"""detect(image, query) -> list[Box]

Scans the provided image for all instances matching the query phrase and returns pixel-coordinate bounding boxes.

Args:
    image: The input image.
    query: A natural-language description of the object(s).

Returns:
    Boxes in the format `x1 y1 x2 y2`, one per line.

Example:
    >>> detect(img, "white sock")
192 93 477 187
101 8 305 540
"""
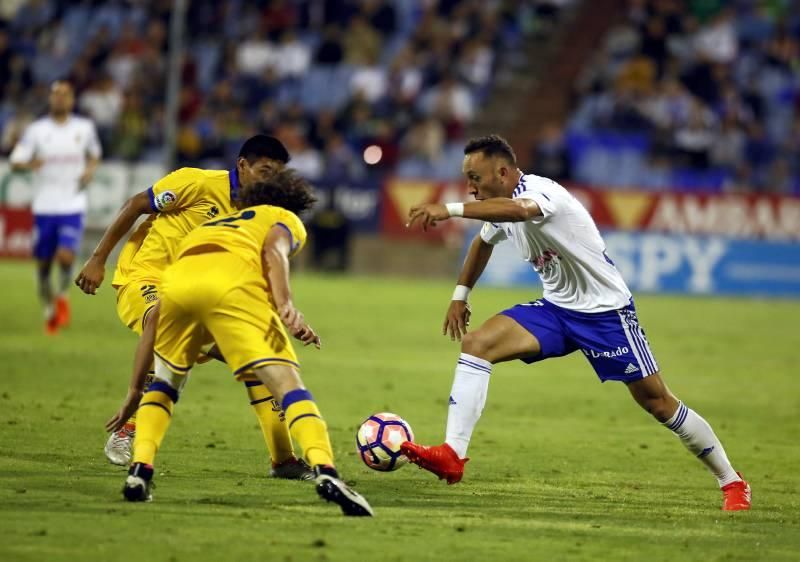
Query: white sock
445 353 492 459
664 402 740 487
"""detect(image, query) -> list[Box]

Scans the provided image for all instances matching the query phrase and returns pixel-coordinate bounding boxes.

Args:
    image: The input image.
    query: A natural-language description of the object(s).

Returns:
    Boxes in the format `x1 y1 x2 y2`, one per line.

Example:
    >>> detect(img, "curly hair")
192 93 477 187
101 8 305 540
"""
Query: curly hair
464 134 517 165
239 169 317 215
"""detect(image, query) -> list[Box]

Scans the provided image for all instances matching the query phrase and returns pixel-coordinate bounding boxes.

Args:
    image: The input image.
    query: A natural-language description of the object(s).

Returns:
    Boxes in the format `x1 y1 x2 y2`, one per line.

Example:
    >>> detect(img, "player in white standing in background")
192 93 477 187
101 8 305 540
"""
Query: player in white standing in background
402 134 751 511
10 81 101 334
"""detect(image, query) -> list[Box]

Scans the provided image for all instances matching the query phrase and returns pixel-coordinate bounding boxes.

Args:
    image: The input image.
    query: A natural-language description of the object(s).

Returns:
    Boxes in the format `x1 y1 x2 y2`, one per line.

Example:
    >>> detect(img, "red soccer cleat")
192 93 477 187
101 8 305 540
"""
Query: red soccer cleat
45 311 59 335
55 296 71 327
721 473 751 511
400 442 468 485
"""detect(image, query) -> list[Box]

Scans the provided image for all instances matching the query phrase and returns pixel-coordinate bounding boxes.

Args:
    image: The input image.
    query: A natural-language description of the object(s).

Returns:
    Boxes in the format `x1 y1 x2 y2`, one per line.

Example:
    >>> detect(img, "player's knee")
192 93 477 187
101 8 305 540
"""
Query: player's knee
147 380 180 404
253 364 301 403
55 248 74 266
640 396 674 423
461 330 494 361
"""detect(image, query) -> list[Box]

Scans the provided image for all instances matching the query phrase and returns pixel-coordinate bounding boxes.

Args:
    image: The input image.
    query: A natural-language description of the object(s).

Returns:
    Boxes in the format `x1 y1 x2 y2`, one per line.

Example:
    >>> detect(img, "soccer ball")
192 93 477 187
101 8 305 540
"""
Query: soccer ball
356 413 414 471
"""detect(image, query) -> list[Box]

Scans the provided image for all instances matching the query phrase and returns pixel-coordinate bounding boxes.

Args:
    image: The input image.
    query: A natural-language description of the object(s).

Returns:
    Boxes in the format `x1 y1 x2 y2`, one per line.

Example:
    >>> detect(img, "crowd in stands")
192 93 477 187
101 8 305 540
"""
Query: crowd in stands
564 0 800 193
0 0 538 184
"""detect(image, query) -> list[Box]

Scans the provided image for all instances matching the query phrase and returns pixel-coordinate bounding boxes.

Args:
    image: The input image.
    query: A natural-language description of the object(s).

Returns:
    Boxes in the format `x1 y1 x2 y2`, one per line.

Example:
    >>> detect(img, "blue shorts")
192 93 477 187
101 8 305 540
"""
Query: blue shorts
500 298 659 383
33 213 84 260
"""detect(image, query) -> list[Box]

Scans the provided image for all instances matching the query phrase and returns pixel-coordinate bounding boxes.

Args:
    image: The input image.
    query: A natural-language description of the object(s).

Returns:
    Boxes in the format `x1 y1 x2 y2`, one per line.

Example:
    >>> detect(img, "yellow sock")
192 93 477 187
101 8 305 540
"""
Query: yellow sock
282 389 334 468
132 383 177 466
128 371 155 426
246 382 295 464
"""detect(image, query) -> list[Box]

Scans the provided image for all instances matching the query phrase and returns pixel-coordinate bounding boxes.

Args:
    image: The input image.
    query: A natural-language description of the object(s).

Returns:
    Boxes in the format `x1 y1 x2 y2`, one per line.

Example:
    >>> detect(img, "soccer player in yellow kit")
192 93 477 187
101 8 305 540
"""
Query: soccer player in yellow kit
75 136 311 479
123 169 373 516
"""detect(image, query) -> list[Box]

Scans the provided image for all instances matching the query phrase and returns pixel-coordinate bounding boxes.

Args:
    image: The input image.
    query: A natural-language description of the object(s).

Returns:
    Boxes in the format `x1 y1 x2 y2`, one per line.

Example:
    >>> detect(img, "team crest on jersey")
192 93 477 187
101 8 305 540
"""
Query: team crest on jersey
154 190 177 211
207 205 220 218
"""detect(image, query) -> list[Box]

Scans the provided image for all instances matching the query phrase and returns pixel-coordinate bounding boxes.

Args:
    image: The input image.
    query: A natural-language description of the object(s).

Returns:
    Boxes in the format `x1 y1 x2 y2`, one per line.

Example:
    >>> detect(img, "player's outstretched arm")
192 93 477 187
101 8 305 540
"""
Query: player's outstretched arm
444 234 494 341
262 226 321 349
408 198 541 231
75 190 153 294
106 303 159 432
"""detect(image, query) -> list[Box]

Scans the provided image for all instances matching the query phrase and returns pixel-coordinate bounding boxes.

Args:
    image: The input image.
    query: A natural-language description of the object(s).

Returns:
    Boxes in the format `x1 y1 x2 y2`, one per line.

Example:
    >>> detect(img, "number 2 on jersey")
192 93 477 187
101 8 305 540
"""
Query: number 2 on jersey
203 209 256 229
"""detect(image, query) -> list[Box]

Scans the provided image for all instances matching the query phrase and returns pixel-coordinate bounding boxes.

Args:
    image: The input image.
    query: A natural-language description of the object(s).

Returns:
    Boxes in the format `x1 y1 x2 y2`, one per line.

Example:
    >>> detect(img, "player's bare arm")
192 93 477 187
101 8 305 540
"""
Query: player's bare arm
79 155 100 190
9 158 44 172
262 226 321 349
75 190 154 294
408 198 541 231
105 302 160 432
444 235 495 341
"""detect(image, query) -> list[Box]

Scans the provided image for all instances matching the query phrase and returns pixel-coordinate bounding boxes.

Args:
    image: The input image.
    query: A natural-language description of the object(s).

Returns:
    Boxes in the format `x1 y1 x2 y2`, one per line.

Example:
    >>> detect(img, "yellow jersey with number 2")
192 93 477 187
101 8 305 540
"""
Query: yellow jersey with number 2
178 204 306 274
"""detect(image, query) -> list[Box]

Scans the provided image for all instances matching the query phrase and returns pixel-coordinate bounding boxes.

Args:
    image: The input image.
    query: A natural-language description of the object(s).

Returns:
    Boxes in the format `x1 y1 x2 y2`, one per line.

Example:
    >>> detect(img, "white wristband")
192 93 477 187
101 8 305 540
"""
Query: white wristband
452 285 471 301
445 202 464 217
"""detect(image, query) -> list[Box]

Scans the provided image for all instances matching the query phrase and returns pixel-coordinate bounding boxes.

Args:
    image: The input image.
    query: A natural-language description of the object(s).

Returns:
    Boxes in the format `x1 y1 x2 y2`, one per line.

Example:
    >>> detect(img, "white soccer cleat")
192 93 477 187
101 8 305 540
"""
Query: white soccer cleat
105 423 135 466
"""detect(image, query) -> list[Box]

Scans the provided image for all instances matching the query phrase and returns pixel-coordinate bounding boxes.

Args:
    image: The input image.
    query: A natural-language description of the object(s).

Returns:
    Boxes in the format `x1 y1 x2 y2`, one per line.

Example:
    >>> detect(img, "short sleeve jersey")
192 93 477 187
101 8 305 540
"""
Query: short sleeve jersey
9 115 101 215
479 173 632 312
112 168 238 286
177 204 306 271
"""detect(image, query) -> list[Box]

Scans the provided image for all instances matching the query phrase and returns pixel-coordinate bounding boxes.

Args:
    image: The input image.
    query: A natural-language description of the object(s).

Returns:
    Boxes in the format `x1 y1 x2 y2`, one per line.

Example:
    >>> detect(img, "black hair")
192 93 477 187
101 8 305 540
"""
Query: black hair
238 134 290 164
239 169 316 215
464 134 517 165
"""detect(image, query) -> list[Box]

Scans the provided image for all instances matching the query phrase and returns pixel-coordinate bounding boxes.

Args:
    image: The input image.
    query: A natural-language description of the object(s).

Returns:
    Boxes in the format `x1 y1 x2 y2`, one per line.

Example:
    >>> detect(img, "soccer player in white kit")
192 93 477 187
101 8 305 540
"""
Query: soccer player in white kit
10 81 101 334
403 135 751 511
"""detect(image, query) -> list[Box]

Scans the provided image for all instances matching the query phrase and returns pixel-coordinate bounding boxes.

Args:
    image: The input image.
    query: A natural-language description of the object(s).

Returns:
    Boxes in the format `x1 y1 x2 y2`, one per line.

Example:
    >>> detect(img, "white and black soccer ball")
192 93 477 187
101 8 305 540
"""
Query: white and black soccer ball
356 412 414 471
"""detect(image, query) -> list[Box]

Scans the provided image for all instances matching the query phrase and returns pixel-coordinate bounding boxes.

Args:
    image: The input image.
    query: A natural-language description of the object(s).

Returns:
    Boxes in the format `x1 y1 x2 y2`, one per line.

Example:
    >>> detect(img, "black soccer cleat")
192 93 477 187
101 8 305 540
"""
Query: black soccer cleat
269 457 315 481
123 462 154 502
314 466 373 516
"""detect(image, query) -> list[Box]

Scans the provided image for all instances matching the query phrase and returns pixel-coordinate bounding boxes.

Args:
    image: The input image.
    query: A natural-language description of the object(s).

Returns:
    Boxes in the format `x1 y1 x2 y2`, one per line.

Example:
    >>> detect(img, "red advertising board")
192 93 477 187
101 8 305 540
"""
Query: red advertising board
381 178 468 244
383 178 800 243
0 206 32 258
569 187 800 240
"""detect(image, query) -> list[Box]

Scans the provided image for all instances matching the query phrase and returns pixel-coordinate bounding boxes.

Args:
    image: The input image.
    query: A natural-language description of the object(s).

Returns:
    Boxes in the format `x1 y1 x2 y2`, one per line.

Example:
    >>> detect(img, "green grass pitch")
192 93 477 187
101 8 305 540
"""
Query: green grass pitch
1 260 798 561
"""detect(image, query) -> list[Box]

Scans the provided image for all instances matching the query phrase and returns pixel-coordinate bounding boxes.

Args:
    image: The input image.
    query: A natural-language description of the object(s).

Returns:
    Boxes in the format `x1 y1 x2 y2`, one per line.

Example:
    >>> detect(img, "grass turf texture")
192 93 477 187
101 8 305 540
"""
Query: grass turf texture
1 260 798 561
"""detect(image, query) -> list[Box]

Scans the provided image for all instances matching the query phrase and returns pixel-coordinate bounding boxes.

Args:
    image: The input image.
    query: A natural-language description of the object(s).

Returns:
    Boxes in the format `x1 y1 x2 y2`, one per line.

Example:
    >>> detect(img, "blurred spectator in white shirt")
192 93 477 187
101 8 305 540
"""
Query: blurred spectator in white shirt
693 9 737 64
275 29 310 79
236 31 277 76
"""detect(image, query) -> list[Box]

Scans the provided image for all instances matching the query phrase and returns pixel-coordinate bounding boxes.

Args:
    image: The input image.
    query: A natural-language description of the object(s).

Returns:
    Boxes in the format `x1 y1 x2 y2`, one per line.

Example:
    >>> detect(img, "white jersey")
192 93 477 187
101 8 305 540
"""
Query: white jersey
480 173 631 312
9 114 101 215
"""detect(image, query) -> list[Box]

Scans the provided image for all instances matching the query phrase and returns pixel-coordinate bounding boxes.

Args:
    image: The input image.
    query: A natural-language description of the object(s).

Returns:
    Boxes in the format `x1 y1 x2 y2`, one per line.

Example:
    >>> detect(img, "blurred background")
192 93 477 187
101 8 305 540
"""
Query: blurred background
1 0 798 296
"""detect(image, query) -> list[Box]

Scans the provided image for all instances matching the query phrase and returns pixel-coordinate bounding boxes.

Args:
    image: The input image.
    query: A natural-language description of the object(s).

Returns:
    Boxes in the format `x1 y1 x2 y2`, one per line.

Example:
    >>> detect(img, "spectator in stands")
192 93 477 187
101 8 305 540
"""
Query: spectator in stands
710 115 745 172
421 73 475 136
274 28 311 79
692 8 737 64
343 14 382 66
280 123 323 180
79 72 123 148
532 122 571 181
401 115 446 164
236 28 277 76
673 99 715 169
363 0 397 37
323 132 363 181
315 24 344 66
0 0 518 185
112 91 147 161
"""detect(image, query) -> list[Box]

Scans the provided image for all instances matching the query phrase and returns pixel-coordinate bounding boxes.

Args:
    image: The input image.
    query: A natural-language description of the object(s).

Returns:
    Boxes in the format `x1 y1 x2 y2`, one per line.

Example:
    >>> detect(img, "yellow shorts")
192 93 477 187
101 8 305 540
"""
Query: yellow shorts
154 251 298 382
115 279 160 335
